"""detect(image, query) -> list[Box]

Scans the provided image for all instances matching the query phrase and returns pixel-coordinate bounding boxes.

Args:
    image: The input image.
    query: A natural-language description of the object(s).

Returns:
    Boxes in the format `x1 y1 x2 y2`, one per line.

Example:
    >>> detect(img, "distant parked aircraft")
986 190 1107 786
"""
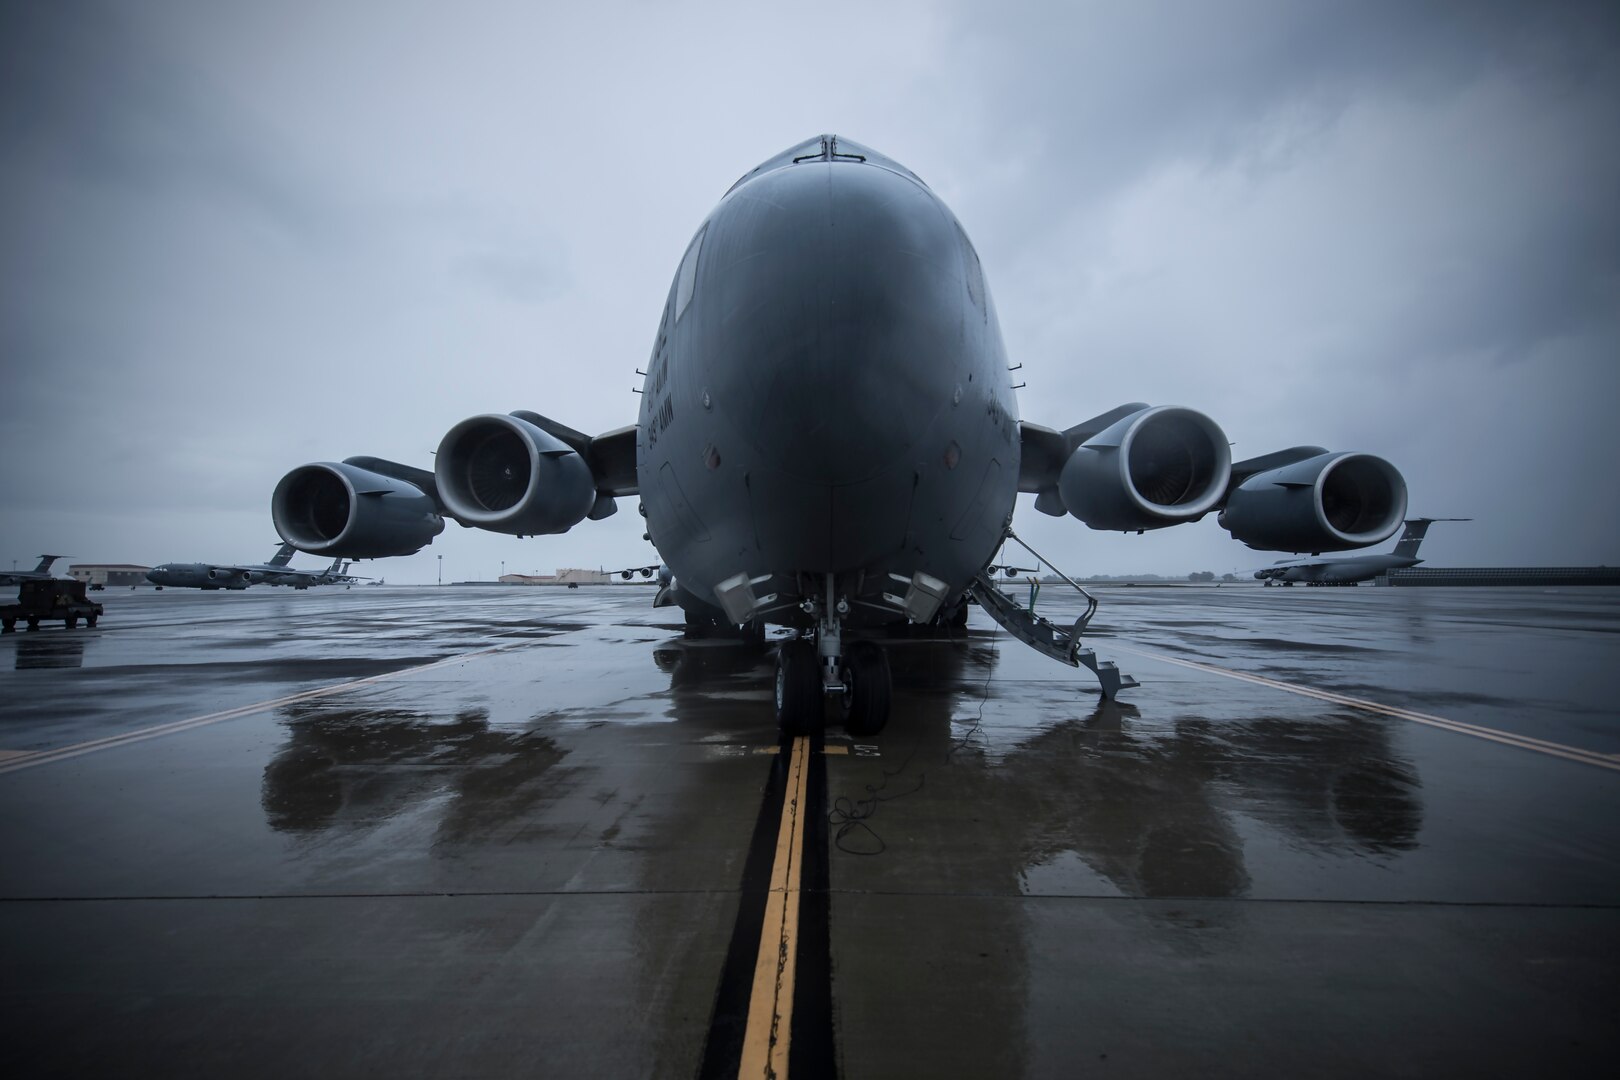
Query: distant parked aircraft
1 555 66 586
1256 518 1471 585
146 544 364 590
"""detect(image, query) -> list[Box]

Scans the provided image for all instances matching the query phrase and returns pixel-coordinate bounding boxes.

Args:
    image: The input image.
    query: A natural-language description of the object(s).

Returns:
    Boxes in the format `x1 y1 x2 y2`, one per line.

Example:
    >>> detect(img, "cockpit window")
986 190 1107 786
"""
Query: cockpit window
674 225 705 322
723 134 927 197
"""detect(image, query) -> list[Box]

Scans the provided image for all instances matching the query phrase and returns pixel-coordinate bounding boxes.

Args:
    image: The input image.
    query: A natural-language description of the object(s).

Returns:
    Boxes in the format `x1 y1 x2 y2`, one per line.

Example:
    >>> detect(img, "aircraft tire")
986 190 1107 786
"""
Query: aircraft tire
684 608 721 639
775 639 822 736
841 642 891 737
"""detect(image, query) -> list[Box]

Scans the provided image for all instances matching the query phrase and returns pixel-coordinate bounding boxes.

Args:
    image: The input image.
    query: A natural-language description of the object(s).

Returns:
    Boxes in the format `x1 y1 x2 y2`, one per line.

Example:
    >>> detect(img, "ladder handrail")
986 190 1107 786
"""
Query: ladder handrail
1001 528 1098 634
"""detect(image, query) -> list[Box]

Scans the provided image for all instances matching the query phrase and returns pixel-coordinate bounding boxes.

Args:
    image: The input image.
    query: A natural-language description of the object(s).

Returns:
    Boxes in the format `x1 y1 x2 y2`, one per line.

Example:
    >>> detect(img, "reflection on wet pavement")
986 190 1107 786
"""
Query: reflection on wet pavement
13 633 90 670
263 704 566 847
1 585 1616 1078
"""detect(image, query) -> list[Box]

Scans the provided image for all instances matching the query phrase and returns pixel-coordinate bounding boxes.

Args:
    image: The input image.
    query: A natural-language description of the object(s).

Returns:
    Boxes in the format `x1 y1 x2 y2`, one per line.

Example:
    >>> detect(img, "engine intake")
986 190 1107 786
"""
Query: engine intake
1220 452 1407 552
1058 406 1231 531
272 462 445 558
435 413 596 536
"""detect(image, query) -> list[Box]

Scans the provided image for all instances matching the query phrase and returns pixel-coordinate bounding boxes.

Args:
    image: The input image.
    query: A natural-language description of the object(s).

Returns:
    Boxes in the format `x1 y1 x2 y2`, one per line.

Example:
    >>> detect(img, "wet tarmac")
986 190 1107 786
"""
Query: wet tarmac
2 584 1618 1077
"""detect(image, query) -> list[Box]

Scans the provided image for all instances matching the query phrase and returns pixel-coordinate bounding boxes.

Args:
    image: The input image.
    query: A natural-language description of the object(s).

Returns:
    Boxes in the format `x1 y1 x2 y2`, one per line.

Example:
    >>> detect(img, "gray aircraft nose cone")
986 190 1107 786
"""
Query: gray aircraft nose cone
701 161 966 485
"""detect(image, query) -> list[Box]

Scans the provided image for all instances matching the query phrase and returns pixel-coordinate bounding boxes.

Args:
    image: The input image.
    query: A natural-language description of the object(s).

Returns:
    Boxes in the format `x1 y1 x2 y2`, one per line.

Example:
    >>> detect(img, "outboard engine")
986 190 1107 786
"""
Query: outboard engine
1220 451 1406 552
272 461 445 558
1059 406 1232 531
434 413 596 536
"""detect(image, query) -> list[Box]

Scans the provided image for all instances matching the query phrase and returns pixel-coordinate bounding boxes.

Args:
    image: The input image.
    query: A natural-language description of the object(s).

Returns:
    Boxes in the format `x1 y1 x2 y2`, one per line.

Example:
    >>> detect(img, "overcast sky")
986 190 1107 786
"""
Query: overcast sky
3 0 1617 583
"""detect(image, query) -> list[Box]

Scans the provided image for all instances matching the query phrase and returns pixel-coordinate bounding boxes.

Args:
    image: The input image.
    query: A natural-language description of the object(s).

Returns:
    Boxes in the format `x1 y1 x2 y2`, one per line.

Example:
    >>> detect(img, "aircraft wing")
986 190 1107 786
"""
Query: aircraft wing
1018 404 1151 494
272 413 642 560
500 413 639 497
1016 402 1405 552
1223 446 1331 499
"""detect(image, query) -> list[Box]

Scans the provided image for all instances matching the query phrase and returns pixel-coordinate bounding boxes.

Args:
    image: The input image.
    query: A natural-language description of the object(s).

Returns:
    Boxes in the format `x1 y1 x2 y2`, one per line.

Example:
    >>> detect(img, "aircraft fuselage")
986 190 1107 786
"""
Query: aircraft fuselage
636 138 1019 625
146 563 252 590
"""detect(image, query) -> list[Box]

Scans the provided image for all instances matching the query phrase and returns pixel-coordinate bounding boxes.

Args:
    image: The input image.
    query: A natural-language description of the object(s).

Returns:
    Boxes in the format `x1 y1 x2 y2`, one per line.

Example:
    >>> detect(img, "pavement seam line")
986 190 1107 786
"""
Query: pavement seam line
1111 643 1620 773
739 735 809 1080
0 644 521 776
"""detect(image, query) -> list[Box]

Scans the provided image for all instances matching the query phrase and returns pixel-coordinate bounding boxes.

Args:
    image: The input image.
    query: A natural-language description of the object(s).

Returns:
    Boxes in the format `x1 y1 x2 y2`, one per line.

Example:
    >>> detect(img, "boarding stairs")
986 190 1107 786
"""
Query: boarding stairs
968 531 1139 700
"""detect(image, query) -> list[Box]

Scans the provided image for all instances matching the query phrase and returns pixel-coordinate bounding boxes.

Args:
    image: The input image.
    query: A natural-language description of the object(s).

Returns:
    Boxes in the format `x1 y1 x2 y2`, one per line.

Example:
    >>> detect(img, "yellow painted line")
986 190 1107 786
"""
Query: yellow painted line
0 644 519 777
822 744 850 755
1111 643 1620 773
739 735 810 1080
0 749 33 763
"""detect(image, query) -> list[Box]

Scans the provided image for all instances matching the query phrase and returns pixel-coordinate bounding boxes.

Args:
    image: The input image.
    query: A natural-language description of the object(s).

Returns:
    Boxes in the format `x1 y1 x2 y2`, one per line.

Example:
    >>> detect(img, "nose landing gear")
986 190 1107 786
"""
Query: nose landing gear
773 575 894 737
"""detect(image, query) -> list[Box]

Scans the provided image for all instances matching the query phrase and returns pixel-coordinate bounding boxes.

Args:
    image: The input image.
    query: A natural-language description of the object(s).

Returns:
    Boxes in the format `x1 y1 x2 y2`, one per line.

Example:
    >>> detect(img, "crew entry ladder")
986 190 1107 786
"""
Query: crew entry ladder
968 530 1139 700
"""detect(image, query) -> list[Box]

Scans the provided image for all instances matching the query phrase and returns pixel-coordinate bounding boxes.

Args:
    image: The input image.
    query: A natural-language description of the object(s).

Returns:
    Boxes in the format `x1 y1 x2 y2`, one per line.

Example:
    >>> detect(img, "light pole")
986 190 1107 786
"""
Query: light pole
501 560 505 582
437 554 442 587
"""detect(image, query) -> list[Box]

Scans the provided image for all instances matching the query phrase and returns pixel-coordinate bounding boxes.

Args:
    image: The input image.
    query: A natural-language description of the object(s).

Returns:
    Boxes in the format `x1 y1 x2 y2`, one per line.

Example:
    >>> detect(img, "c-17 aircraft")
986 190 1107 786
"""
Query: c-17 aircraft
147 543 362 590
1256 518 1471 586
268 135 1409 735
1 555 67 586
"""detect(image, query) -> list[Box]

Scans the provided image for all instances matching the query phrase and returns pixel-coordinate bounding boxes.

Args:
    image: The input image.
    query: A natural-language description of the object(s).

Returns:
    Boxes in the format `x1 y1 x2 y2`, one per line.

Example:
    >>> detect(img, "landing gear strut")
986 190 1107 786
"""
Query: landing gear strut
771 574 894 737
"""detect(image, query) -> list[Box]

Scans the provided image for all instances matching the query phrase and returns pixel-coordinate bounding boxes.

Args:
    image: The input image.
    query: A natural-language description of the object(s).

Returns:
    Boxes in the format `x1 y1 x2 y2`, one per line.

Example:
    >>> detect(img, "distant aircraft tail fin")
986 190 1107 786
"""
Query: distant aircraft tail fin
269 543 296 567
32 555 63 574
1391 518 1470 560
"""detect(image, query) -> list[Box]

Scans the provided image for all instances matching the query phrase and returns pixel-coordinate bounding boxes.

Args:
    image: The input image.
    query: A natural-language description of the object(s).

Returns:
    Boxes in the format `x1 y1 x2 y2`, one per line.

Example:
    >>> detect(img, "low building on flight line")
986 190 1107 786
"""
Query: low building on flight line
67 564 153 587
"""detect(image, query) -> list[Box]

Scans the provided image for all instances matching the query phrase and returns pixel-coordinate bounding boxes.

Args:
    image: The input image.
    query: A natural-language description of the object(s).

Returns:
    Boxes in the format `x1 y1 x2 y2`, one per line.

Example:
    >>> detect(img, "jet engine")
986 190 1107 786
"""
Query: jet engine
1219 451 1406 552
434 413 596 536
272 461 445 558
1058 406 1232 531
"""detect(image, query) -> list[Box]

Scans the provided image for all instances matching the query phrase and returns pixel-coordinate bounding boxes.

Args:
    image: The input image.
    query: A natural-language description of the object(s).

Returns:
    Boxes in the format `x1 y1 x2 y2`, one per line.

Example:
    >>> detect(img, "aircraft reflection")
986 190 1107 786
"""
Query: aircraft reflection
652 630 1425 898
261 703 565 844
13 633 89 670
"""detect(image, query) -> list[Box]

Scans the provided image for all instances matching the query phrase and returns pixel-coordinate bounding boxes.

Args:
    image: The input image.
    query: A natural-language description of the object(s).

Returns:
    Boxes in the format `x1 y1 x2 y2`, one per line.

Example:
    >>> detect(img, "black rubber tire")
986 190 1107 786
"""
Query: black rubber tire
775 639 823 736
2 619 13 633
841 642 892 737
86 615 98 628
65 616 78 629
683 608 721 639
26 618 39 631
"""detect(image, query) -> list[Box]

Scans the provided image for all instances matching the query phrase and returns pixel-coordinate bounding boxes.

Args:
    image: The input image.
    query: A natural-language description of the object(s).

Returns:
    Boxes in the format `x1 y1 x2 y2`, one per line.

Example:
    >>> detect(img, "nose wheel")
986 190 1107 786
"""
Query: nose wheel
839 641 891 736
775 639 823 736
775 637 894 737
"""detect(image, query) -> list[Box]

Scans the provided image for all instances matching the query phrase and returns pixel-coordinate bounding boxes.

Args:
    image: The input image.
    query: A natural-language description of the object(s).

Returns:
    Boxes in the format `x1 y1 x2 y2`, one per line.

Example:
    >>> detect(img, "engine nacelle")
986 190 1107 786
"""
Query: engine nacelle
272 462 445 558
435 413 596 536
1058 406 1232 531
1220 451 1407 552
